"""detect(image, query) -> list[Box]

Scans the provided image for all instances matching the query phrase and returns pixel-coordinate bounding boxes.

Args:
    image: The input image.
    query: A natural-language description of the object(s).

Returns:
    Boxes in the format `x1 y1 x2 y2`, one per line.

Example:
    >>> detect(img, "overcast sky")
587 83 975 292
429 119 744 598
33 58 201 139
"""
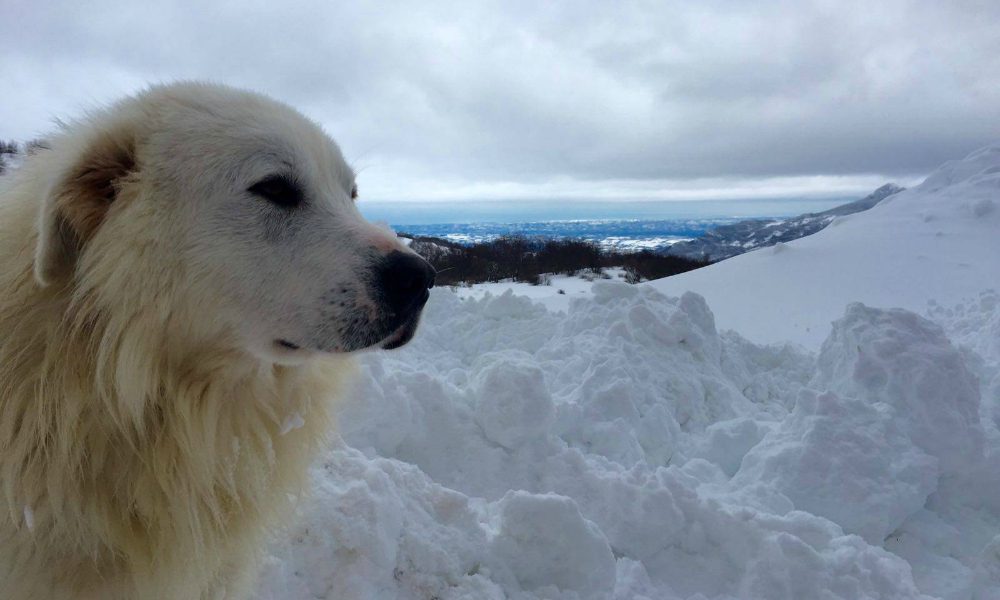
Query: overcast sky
3 1 999 201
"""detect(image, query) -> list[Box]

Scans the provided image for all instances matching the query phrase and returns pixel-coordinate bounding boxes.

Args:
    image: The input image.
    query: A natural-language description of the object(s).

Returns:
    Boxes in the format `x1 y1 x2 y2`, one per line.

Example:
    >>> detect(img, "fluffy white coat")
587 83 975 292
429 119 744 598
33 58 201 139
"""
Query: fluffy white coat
0 83 415 599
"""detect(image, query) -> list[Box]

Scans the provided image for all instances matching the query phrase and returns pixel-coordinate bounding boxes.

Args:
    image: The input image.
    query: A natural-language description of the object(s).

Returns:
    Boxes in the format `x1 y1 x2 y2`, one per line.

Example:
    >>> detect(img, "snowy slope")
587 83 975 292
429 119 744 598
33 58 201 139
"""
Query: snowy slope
254 146 1000 600
666 183 904 261
652 146 1000 348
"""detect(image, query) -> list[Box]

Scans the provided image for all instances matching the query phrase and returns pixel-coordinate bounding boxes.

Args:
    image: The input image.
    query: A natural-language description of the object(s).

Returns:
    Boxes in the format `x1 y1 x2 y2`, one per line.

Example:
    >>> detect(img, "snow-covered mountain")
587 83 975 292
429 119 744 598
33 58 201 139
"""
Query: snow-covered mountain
666 183 905 261
654 146 999 348
257 146 1000 600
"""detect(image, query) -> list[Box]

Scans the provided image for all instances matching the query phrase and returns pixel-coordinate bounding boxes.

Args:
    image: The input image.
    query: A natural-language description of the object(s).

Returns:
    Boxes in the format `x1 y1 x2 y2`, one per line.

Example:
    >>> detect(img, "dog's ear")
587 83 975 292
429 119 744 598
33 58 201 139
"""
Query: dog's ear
35 123 138 286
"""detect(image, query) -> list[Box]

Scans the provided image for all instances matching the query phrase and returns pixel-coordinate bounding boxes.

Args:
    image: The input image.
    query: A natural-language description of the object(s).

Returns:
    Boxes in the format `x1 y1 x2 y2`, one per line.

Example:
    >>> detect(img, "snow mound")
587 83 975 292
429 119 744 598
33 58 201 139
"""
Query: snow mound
814 303 983 472
490 491 616 599
258 283 998 599
733 388 939 544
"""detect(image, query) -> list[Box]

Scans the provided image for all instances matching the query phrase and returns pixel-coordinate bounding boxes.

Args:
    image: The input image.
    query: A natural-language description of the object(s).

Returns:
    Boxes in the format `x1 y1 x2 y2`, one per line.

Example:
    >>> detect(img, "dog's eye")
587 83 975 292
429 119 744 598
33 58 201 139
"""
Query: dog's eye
248 175 303 208
350 184 358 201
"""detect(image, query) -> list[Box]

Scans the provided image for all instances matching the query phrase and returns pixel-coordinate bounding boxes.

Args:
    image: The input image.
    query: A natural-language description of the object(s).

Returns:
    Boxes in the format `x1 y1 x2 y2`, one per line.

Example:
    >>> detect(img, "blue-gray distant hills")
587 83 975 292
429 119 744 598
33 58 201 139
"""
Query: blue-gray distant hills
664 183 905 262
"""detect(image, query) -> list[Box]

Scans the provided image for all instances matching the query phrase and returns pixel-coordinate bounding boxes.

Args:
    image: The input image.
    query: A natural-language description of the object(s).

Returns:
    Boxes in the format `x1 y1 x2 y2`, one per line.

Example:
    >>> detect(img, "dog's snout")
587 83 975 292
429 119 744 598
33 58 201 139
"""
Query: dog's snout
377 251 435 315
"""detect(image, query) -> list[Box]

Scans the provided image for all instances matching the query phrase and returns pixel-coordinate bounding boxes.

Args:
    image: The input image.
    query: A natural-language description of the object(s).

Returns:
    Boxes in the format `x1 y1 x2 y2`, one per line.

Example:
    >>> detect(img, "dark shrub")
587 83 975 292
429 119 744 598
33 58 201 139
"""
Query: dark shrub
402 234 710 286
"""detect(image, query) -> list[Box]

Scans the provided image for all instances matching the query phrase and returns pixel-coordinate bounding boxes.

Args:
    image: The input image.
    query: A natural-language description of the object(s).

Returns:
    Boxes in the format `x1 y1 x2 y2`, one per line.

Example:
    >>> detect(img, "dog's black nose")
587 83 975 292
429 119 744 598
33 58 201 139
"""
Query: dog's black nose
377 251 435 316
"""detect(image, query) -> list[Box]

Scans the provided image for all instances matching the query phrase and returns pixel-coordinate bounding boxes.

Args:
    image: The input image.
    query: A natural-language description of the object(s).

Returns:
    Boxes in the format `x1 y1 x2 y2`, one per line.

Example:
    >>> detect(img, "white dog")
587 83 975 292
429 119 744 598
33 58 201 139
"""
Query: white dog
0 83 434 599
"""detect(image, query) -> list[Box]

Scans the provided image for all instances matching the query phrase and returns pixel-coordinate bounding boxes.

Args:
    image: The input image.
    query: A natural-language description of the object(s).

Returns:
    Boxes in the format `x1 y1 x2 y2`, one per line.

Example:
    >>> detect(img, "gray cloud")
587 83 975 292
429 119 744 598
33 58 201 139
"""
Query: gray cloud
2 0 999 199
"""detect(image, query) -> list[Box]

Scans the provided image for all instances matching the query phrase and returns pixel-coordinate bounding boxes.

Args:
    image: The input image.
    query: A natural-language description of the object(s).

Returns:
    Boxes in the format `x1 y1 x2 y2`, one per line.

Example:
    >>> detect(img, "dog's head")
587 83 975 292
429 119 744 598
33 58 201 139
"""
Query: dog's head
34 82 433 363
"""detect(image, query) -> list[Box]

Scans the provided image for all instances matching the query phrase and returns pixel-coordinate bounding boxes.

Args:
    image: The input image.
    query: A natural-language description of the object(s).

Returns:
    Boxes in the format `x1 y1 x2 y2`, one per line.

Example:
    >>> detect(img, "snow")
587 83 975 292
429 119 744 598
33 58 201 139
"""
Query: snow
453 268 628 313
653 145 1000 349
491 491 617 599
280 412 306 435
255 145 1000 599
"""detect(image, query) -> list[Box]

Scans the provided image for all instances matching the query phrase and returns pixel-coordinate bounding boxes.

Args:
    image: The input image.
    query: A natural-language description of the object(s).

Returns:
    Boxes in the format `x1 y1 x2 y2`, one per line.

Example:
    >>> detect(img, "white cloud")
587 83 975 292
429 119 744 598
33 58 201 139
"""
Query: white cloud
2 0 998 200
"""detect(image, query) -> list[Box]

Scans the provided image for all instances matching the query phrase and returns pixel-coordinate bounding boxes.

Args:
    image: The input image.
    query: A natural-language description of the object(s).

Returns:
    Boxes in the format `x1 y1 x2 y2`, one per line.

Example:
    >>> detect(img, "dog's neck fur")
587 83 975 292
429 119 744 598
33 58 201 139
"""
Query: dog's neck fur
0 193 347 598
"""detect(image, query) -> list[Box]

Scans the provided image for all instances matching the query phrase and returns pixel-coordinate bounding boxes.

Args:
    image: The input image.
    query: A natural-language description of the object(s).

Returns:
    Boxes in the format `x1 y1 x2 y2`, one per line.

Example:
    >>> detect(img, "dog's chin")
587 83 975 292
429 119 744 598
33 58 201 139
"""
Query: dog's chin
268 310 424 360
261 338 318 366
378 313 422 350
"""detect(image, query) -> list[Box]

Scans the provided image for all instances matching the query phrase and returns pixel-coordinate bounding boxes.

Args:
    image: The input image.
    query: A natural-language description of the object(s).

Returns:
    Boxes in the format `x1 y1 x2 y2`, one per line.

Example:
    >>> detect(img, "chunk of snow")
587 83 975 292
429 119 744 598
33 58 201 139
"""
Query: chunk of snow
489 491 615 599
734 388 939 543
814 303 984 472
473 353 554 450
280 412 306 435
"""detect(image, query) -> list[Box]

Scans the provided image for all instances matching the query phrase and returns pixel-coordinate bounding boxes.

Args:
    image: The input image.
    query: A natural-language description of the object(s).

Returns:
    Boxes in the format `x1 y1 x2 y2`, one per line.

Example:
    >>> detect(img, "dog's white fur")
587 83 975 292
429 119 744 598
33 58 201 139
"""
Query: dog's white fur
0 83 416 599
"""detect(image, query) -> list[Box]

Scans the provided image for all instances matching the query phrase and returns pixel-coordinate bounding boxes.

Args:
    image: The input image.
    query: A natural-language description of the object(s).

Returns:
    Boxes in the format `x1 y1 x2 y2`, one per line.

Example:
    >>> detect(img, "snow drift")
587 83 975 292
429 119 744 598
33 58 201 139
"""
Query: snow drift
256 146 1000 599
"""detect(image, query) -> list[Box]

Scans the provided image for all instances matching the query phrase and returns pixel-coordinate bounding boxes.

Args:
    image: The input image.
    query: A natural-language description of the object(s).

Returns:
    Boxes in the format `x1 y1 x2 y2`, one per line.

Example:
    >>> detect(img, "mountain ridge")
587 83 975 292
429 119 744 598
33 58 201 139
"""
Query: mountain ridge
665 183 905 261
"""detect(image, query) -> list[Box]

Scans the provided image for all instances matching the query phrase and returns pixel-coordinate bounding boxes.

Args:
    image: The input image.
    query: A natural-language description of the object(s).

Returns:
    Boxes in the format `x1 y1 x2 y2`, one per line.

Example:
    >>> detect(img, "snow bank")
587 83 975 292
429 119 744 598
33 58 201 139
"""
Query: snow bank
256 146 1000 599
257 286 998 599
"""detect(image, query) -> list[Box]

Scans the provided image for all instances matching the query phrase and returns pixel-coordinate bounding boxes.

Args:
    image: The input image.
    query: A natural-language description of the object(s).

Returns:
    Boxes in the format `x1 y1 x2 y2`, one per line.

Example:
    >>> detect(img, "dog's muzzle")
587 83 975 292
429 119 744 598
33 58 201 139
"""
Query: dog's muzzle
376 251 435 318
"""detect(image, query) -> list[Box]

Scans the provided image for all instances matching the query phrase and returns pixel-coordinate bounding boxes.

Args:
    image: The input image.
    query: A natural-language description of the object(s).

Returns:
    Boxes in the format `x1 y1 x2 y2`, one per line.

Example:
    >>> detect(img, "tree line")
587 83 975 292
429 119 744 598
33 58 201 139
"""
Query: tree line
404 234 709 286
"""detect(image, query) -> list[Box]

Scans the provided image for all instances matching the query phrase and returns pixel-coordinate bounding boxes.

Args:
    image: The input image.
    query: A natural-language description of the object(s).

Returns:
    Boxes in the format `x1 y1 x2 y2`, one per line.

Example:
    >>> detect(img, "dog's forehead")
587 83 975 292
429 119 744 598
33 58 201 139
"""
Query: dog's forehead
151 84 354 187
247 114 353 190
